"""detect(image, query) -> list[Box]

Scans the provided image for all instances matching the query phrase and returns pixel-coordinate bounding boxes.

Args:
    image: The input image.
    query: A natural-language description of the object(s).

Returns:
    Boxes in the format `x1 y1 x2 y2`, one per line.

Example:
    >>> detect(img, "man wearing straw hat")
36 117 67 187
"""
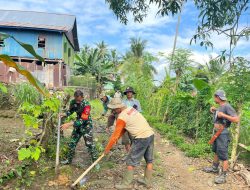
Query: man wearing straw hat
104 97 154 189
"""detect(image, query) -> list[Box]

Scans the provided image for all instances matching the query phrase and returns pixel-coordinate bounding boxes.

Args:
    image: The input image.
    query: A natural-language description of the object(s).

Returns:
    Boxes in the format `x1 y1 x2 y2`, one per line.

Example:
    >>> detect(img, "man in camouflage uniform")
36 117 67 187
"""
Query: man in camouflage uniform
60 90 98 165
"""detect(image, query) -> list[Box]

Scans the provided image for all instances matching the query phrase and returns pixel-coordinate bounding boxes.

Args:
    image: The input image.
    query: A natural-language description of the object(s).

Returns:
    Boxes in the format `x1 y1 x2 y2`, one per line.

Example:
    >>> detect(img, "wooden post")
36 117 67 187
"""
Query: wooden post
230 107 242 168
55 105 61 174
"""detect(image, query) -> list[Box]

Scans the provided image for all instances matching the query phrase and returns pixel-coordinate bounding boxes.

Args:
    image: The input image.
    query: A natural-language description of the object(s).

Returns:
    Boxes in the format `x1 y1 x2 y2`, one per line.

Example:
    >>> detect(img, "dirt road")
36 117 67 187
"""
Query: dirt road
0 114 248 190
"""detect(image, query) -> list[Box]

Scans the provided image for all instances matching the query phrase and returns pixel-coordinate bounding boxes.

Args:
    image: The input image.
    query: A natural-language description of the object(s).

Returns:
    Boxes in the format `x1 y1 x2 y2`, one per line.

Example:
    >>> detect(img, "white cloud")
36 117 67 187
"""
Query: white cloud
125 4 176 31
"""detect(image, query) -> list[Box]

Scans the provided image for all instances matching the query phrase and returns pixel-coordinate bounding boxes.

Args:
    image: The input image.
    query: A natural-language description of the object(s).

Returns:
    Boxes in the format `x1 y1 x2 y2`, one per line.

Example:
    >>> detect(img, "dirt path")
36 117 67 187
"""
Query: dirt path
151 132 247 190
1 116 248 190
39 124 247 190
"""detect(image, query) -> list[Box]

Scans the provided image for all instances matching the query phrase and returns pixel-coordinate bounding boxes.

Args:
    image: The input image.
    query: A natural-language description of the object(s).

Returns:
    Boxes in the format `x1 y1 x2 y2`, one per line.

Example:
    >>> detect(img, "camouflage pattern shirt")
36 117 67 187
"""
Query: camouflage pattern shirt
66 99 92 128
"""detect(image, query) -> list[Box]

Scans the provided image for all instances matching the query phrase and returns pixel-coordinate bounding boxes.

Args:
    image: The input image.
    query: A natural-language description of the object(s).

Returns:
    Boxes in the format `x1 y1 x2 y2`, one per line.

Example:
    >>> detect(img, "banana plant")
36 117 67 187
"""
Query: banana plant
0 32 49 97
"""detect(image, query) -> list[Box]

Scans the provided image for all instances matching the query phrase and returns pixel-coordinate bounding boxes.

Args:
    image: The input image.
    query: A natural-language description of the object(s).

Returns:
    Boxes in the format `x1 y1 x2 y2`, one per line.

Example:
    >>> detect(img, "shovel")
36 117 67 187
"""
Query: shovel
71 153 105 188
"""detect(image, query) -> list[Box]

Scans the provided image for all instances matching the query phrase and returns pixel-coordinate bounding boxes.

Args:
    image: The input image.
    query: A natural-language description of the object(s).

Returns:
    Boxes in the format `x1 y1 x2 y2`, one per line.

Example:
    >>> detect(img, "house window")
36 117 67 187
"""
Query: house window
0 39 4 47
38 36 46 48
64 42 67 53
68 48 71 57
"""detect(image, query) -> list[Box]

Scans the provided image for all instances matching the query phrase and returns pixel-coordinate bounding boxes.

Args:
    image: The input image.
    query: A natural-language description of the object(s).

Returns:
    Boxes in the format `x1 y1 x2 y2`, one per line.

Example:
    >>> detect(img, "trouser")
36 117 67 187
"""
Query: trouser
126 135 154 166
212 133 230 161
67 123 98 162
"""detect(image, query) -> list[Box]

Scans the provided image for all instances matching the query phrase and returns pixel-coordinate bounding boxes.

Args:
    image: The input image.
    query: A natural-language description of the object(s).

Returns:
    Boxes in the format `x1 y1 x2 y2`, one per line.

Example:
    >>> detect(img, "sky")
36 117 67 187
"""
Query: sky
1 0 250 82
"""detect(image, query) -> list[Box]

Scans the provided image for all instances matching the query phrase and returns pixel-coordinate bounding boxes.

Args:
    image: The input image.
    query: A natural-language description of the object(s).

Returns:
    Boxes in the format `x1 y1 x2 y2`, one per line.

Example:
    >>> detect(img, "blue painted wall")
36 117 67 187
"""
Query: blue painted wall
0 28 63 59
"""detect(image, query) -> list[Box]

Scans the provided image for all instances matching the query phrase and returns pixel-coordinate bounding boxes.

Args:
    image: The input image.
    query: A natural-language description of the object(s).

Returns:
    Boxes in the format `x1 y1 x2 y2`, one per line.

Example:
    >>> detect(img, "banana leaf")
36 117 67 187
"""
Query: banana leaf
0 32 44 62
0 32 48 96
0 54 49 97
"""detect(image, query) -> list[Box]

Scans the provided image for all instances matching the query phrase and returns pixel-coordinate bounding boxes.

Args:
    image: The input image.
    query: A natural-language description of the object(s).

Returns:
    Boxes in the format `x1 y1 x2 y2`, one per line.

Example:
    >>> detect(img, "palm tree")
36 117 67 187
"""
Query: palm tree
196 55 227 85
96 41 109 58
129 37 147 58
74 45 115 94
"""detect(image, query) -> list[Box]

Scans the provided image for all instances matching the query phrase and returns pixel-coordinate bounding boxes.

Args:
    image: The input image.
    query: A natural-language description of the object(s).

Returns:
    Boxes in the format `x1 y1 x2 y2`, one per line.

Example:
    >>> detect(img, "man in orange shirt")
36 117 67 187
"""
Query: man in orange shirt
104 98 154 189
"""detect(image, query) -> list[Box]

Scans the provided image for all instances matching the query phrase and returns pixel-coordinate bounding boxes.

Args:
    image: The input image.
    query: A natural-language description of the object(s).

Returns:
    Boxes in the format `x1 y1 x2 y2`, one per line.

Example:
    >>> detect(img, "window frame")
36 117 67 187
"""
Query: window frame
38 35 46 49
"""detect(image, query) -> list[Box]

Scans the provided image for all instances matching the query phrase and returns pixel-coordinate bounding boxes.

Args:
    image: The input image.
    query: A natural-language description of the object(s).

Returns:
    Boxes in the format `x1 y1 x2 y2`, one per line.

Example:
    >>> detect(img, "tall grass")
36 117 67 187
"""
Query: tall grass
12 82 42 105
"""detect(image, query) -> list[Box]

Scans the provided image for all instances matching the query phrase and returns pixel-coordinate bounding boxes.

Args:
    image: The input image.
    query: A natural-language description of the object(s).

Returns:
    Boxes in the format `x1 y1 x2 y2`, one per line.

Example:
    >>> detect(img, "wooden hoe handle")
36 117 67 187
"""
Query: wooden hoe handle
71 153 105 187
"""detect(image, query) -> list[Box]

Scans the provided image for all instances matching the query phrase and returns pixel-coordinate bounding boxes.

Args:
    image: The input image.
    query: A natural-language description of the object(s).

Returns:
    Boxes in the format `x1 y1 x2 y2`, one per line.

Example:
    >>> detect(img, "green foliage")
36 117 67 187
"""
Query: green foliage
120 37 157 110
69 74 97 87
0 33 49 96
105 0 183 24
13 82 42 105
106 1 250 49
18 146 44 161
65 112 77 122
148 118 211 158
220 57 250 107
17 96 61 162
0 82 7 93
74 43 120 93
168 49 193 77
90 99 103 118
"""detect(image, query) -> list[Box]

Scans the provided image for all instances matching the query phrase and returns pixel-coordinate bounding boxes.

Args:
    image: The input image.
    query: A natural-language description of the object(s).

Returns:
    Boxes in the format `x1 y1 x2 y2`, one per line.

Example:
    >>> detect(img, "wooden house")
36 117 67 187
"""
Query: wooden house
0 10 79 87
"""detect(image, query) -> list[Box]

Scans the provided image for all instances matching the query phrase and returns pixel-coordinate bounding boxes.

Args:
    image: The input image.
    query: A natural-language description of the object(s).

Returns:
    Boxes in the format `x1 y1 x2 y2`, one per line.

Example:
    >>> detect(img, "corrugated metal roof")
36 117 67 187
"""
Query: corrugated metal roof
0 10 79 51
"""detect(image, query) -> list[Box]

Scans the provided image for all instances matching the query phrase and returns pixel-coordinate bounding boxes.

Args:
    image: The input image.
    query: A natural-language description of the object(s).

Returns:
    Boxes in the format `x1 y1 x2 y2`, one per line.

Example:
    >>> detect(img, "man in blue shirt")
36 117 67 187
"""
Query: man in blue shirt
123 87 142 112
122 87 142 152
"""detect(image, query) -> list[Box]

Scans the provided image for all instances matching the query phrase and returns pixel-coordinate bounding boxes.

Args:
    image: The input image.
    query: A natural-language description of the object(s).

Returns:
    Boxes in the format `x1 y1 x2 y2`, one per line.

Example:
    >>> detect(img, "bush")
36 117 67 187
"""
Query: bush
149 119 212 158
12 83 41 105
69 74 97 88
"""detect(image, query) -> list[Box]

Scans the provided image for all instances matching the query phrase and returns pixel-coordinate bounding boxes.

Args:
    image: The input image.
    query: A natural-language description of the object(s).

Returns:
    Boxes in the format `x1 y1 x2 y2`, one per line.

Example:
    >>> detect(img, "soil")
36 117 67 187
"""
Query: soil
0 113 249 190
0 110 25 177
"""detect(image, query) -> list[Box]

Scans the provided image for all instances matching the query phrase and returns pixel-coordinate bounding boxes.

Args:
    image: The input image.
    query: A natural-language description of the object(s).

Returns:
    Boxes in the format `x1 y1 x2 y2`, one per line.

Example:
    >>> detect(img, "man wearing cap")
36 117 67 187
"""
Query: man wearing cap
122 87 142 152
203 90 239 184
104 97 154 189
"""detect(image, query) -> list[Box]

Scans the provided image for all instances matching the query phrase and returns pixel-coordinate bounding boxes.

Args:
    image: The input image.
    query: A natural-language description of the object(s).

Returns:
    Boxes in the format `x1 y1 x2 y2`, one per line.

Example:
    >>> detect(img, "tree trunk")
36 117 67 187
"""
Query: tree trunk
230 106 242 168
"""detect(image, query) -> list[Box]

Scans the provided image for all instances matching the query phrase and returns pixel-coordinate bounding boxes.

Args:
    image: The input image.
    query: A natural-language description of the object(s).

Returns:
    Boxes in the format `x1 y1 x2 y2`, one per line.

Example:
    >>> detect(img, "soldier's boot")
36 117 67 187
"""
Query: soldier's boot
60 159 72 165
214 171 227 184
138 168 153 188
115 170 133 189
203 163 219 173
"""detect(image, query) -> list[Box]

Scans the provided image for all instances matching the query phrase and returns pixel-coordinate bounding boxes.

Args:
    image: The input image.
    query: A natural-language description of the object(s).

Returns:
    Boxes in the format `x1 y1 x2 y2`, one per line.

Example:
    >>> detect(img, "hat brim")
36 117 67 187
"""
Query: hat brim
124 90 136 95
215 93 227 101
107 103 125 109
218 96 227 101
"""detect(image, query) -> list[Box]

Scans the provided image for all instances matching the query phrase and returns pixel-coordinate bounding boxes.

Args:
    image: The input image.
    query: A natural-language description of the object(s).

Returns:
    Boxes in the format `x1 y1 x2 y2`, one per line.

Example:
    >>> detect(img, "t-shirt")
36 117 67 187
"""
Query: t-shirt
118 107 154 138
214 103 237 134
123 98 142 112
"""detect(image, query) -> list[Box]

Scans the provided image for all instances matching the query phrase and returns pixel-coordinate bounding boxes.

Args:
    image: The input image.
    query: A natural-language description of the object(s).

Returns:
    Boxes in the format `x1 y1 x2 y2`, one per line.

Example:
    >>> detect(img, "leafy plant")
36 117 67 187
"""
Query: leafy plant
17 96 60 162
13 82 41 105
0 83 7 93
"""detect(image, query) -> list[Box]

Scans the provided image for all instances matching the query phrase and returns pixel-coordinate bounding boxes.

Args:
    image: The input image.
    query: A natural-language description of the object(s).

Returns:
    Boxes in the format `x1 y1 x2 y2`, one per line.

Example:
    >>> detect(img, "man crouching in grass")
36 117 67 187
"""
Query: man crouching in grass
104 97 154 189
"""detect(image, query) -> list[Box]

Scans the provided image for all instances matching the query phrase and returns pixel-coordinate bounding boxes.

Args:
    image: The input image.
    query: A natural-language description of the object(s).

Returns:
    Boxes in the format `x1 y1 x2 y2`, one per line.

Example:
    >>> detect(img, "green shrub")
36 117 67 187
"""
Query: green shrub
185 142 210 158
13 82 41 105
150 120 212 158
69 74 97 88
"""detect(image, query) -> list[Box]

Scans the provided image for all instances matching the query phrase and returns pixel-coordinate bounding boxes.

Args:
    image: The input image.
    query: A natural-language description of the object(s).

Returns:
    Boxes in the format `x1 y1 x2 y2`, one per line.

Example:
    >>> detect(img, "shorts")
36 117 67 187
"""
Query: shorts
212 133 230 161
126 135 154 167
